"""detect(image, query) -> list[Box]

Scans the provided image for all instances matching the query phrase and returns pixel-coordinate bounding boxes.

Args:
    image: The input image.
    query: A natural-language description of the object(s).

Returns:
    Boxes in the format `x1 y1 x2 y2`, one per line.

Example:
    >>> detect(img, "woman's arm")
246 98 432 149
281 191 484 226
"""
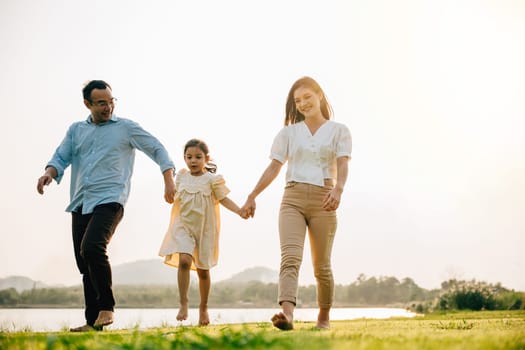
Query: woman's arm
241 159 283 218
335 156 350 192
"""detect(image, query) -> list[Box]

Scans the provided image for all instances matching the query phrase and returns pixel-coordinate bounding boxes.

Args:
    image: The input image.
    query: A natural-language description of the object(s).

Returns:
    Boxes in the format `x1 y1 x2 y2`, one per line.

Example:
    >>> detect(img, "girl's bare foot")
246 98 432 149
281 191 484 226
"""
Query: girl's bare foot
177 304 188 321
271 312 294 330
199 305 210 326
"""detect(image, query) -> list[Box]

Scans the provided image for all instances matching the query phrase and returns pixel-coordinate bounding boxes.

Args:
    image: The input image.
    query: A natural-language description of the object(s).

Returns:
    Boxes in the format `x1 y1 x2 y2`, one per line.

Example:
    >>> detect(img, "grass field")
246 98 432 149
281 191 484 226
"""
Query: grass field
1 310 524 349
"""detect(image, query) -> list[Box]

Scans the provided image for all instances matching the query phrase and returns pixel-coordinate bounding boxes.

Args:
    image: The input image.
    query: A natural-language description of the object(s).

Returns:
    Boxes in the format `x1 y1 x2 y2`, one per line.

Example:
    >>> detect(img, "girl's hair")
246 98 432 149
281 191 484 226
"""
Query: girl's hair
184 138 217 173
284 76 333 126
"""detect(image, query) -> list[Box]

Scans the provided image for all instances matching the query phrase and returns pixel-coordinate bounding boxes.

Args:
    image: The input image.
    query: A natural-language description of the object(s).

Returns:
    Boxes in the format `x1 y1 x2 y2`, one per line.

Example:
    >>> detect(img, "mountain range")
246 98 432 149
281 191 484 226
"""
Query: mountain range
0 259 278 292
0 276 48 293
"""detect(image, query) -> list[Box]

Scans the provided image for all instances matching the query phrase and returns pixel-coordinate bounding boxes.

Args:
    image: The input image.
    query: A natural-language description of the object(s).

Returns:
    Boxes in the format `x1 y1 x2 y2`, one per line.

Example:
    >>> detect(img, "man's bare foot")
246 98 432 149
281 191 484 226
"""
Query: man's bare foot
93 310 114 328
199 305 210 326
177 304 188 321
271 312 294 331
69 324 101 332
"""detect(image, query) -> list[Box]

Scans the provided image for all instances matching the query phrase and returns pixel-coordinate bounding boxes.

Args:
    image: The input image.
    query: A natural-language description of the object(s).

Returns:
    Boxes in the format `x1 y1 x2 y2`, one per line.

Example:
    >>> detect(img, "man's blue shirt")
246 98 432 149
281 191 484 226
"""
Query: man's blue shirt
47 115 175 214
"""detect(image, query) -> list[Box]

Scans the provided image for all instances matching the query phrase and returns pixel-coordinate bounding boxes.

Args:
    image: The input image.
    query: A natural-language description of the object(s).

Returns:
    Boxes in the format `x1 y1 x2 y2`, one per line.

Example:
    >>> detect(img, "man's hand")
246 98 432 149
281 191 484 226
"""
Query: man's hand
37 175 52 194
164 181 175 203
163 168 176 203
37 167 58 195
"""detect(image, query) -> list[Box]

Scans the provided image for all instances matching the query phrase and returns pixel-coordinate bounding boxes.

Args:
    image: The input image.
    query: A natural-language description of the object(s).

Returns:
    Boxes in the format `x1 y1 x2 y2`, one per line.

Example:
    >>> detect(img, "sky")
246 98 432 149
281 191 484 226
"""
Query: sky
1 0 524 292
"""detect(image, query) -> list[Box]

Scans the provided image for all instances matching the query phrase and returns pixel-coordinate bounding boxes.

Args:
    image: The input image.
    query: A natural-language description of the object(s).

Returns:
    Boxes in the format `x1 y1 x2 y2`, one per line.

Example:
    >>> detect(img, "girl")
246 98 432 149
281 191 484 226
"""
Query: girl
159 138 244 325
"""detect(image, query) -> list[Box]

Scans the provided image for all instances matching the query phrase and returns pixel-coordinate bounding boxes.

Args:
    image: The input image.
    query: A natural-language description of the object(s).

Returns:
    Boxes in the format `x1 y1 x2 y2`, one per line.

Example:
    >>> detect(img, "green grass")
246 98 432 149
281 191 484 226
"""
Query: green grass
1 310 524 349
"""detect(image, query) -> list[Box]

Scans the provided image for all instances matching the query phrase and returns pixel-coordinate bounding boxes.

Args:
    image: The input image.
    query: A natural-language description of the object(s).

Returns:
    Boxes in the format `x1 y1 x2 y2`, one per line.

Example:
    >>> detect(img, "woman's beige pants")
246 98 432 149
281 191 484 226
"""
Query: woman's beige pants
278 181 337 308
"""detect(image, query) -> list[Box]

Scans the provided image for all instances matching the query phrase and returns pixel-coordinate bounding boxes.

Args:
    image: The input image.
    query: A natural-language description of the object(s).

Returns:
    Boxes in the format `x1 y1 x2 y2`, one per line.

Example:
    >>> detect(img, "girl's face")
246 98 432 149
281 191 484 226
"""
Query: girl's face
293 86 323 119
184 146 209 176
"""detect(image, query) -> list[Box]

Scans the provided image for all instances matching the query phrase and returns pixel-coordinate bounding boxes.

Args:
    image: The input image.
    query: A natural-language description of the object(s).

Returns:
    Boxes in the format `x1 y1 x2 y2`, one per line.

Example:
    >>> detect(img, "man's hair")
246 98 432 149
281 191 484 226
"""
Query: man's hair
82 80 112 101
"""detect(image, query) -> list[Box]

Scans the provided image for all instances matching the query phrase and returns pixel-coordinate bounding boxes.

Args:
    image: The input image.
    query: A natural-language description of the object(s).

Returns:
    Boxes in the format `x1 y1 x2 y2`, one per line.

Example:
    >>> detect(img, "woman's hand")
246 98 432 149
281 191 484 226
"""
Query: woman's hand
322 187 343 211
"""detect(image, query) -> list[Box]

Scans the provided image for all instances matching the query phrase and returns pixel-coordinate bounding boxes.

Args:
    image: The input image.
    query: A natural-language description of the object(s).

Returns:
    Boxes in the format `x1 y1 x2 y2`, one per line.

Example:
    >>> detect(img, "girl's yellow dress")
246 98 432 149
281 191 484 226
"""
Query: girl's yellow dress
158 168 230 270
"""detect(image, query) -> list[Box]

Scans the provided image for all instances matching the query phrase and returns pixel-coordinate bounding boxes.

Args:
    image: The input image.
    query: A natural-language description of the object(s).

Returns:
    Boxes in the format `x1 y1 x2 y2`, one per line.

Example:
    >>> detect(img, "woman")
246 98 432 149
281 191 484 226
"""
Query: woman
241 76 352 330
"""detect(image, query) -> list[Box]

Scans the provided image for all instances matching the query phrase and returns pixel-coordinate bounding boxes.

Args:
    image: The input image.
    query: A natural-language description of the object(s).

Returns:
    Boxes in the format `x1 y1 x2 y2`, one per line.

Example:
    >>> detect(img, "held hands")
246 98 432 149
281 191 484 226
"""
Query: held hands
235 208 250 220
239 196 256 219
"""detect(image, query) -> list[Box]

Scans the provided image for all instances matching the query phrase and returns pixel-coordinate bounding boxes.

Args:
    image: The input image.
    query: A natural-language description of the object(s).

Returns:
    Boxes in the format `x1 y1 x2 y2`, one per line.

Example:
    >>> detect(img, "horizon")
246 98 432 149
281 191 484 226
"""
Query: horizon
2 258 521 292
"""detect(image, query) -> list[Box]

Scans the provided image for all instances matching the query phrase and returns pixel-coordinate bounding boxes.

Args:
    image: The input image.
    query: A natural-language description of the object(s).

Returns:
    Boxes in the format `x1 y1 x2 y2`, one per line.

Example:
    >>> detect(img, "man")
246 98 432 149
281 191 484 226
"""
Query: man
36 80 176 332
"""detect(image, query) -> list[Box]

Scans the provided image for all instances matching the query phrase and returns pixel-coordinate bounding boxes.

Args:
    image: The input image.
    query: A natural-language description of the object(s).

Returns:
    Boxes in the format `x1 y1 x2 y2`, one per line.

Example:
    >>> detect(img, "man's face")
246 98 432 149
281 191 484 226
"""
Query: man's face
84 88 115 124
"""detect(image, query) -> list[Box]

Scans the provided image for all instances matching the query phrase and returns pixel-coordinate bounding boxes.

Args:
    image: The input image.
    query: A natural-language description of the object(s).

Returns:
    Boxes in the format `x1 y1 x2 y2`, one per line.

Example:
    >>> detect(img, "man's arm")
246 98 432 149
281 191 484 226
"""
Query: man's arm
127 120 176 204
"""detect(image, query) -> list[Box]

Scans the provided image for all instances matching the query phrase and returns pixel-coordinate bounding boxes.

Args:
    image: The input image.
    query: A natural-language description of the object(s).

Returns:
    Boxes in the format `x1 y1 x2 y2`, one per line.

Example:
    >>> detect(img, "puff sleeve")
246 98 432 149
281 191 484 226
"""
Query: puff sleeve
211 175 231 201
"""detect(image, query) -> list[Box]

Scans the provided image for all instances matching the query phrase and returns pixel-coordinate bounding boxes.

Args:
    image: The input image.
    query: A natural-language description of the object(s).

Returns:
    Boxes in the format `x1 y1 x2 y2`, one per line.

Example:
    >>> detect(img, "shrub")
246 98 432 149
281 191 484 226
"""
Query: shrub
435 279 524 311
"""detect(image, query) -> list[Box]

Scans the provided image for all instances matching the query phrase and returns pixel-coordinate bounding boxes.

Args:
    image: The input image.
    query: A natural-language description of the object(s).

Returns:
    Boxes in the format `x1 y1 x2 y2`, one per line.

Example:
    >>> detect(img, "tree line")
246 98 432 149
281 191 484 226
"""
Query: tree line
1 274 523 312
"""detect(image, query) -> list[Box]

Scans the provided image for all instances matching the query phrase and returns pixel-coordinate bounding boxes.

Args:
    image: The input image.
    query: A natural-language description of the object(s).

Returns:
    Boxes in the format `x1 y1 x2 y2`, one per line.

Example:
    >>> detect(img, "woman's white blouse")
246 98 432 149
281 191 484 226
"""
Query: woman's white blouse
270 120 352 187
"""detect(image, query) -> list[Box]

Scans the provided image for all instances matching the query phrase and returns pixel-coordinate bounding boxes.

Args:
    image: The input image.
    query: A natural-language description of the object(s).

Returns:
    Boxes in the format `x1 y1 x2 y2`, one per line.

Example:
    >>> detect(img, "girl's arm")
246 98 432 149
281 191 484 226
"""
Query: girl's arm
220 197 243 217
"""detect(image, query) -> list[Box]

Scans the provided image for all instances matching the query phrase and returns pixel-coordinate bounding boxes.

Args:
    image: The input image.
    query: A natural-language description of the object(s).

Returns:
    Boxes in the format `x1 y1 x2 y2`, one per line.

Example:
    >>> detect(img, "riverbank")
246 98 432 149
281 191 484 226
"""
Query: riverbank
0 307 416 332
1 311 524 349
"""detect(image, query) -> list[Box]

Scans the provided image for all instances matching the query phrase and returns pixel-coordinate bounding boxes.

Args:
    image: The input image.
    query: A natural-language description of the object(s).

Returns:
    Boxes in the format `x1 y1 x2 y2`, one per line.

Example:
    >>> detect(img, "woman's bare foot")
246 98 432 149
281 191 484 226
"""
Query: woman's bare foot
271 312 294 330
316 308 330 329
316 319 330 329
199 305 210 326
176 304 188 321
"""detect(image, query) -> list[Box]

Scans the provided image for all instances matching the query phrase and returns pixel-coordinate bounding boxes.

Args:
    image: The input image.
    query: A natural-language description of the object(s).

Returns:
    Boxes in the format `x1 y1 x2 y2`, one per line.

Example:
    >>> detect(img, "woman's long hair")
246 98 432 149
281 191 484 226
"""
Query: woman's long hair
284 76 333 126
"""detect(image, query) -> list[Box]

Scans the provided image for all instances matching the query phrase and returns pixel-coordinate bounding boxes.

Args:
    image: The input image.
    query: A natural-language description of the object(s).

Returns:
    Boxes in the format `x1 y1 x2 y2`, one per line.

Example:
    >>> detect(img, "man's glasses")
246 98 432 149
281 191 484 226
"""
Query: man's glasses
90 97 117 107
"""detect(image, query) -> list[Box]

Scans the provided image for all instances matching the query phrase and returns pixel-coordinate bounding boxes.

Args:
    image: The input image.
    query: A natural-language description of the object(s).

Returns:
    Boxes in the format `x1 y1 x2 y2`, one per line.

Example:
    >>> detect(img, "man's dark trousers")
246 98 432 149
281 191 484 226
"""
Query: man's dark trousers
72 202 124 326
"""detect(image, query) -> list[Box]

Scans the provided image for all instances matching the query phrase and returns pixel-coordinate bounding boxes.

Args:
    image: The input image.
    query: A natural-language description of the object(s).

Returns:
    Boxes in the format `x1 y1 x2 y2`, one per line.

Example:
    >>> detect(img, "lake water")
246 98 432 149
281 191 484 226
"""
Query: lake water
0 308 416 332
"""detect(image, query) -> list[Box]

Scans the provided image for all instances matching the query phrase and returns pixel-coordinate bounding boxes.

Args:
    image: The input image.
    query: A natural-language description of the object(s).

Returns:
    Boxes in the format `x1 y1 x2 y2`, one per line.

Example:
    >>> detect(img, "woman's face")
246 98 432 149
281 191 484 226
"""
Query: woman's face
293 86 322 119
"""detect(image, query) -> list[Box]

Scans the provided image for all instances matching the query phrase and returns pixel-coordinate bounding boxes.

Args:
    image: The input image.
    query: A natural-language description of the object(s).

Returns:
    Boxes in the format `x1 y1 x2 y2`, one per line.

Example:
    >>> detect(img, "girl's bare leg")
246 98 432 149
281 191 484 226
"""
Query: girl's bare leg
176 254 192 321
197 268 210 325
271 301 294 330
317 307 330 328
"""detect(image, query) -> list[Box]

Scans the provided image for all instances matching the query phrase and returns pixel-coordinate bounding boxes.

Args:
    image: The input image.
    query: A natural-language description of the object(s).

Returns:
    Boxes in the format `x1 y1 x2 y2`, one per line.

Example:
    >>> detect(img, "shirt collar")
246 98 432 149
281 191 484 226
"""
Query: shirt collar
86 114 119 124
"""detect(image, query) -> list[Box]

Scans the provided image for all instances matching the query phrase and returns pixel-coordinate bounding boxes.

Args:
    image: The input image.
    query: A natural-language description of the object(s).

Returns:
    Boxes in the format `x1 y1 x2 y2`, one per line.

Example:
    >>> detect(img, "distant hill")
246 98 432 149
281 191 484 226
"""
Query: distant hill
112 260 278 285
0 261 279 290
0 276 48 292
224 266 278 284
112 259 179 285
